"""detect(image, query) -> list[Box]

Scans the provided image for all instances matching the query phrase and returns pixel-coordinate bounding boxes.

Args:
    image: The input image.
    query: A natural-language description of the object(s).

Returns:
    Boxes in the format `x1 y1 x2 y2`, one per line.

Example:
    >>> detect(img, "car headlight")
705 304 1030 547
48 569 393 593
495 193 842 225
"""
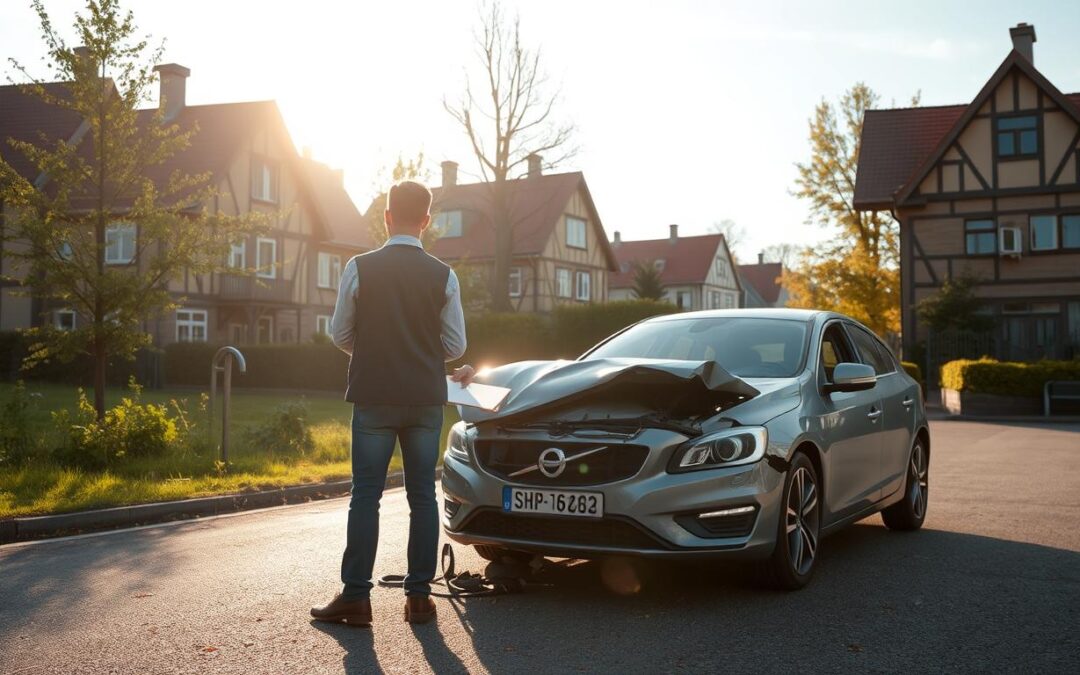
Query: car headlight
669 427 767 473
446 421 472 463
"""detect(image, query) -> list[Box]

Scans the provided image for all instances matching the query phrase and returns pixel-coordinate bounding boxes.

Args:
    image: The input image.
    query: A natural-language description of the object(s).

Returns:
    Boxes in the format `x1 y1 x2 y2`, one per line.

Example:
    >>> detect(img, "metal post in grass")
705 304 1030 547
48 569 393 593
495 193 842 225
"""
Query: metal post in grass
210 347 246 463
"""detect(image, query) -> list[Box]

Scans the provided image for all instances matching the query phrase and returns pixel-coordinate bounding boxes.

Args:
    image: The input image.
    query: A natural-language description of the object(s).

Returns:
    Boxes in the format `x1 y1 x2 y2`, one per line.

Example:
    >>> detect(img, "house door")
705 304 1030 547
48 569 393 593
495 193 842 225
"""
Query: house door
257 316 273 344
1002 306 1060 360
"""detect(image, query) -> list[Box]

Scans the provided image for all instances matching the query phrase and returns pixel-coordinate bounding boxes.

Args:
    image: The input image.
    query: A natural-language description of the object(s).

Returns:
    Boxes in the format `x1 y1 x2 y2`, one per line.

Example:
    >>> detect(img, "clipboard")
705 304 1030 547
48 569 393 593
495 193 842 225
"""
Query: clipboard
446 376 511 411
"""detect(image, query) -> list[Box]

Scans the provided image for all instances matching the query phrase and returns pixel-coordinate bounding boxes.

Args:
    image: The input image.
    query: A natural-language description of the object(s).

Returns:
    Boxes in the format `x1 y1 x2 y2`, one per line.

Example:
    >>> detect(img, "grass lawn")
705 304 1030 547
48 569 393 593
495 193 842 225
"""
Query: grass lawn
0 382 459 519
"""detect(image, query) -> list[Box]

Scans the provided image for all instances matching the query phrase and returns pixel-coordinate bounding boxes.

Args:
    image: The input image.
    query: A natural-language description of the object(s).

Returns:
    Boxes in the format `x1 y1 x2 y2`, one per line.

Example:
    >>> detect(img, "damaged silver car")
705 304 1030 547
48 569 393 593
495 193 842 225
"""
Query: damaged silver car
441 309 929 589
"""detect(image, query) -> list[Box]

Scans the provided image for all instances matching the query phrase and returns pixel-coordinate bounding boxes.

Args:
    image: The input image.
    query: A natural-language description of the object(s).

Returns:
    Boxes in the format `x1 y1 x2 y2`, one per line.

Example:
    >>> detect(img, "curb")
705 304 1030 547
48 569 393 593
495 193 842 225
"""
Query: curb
0 469 438 545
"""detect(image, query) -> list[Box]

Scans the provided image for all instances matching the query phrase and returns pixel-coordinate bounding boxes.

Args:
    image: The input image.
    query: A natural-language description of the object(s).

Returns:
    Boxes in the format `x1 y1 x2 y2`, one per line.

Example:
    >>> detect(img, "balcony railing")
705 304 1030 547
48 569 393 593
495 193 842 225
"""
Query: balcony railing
218 274 293 303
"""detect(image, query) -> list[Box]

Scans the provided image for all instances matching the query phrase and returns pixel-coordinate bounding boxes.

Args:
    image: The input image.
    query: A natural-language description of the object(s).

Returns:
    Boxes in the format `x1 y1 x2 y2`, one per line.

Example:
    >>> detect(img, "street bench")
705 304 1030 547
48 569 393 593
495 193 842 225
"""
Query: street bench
1044 380 1080 416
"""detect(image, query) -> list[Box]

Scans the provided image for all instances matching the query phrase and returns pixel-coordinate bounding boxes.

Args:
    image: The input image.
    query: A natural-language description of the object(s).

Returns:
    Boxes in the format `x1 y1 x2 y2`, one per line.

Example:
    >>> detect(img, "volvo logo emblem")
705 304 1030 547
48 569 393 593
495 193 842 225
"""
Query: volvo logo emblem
537 448 566 478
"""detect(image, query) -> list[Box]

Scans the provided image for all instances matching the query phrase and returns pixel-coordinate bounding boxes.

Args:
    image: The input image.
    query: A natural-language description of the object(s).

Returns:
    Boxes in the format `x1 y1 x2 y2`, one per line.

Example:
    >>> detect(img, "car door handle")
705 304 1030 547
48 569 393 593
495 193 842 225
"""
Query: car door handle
867 409 882 421
901 398 914 409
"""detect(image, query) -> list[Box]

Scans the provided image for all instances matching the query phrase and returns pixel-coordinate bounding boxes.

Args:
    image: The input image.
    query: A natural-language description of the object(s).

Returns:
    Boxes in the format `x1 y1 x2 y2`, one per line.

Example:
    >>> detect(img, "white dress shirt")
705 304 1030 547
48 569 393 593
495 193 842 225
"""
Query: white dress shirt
330 234 467 361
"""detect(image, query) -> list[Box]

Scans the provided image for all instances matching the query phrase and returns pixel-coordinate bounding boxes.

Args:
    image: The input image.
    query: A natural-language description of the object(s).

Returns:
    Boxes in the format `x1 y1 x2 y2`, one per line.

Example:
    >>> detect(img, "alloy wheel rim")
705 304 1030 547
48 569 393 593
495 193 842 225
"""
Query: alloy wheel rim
909 443 929 519
785 466 819 576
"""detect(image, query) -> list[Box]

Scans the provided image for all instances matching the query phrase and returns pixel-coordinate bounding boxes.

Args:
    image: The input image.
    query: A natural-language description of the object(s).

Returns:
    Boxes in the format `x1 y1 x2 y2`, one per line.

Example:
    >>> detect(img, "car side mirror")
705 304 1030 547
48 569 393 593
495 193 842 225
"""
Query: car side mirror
826 362 876 394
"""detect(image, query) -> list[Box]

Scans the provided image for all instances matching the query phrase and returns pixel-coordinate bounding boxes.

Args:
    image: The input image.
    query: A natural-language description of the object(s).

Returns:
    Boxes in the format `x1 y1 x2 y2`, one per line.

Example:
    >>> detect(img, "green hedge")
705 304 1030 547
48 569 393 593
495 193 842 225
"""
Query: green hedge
551 300 677 356
0 331 153 386
164 342 349 390
940 358 1080 397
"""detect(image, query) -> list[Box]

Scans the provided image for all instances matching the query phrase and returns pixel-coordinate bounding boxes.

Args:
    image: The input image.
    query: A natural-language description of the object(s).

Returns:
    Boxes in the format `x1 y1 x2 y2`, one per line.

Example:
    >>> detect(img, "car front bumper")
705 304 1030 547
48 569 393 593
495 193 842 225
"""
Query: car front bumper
441 427 786 561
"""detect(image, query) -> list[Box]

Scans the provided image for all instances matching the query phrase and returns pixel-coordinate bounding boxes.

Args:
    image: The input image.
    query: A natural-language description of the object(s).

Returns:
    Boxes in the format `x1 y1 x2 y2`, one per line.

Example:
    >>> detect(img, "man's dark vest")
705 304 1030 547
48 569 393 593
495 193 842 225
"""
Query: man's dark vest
345 244 451 405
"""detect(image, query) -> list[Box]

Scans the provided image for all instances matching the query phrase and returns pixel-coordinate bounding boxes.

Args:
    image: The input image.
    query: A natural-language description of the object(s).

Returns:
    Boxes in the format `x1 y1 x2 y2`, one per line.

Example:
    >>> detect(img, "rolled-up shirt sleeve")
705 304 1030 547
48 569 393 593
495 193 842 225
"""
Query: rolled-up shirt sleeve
330 257 359 355
441 269 467 361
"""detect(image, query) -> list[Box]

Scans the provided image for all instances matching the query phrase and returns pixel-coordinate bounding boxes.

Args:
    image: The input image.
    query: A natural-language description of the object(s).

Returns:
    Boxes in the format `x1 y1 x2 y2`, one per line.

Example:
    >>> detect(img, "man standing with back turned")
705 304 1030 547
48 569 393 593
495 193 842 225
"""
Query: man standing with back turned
312 181 475 626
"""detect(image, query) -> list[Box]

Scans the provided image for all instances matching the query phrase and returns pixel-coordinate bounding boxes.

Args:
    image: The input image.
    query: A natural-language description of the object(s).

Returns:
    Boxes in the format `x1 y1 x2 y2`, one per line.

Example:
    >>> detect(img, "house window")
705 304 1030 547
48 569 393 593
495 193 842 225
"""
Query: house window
251 157 278 203
723 293 736 309
555 267 572 298
710 290 721 309
229 323 247 344
996 115 1038 158
676 290 692 310
256 238 277 278
316 315 332 336
509 267 523 298
654 259 666 272
54 309 76 331
566 217 587 249
105 222 136 264
575 271 591 301
964 219 996 255
434 210 463 237
257 316 273 344
1062 215 1080 249
715 258 728 281
229 240 246 269
318 252 341 288
1030 215 1058 251
176 309 208 343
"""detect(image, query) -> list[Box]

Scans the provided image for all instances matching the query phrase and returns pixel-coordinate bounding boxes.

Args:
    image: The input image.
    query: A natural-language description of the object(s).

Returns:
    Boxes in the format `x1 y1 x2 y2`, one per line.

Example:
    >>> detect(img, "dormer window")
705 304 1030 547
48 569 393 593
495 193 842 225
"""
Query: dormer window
653 259 666 271
996 115 1038 158
434 210 463 237
566 216 587 249
251 157 279 203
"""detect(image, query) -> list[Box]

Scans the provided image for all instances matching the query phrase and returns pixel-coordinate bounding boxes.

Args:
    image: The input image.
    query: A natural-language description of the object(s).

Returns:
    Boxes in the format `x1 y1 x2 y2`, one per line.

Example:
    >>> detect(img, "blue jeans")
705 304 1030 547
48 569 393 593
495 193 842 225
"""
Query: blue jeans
340 404 443 598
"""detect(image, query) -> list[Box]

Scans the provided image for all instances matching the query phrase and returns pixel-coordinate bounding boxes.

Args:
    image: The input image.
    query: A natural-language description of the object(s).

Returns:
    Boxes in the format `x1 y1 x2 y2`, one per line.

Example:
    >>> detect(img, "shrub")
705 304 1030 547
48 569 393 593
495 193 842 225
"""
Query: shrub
164 342 348 390
244 399 315 457
0 381 38 465
52 382 180 470
551 300 677 356
461 313 555 366
939 358 1080 398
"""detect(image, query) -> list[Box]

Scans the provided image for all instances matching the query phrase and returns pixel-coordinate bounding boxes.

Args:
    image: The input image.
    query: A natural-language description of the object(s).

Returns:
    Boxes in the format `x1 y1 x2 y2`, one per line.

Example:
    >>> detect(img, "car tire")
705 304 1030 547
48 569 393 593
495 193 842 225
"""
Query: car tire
473 544 533 563
881 437 928 532
763 452 821 591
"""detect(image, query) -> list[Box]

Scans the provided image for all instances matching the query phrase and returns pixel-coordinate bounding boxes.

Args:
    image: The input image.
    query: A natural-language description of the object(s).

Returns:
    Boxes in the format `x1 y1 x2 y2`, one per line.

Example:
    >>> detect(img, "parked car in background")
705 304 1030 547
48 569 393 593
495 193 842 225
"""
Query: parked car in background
442 309 930 589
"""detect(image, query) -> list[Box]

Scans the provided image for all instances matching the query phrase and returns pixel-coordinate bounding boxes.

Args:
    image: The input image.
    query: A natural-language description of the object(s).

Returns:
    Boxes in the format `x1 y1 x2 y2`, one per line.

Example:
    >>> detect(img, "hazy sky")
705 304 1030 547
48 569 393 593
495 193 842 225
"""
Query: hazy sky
3 0 1079 260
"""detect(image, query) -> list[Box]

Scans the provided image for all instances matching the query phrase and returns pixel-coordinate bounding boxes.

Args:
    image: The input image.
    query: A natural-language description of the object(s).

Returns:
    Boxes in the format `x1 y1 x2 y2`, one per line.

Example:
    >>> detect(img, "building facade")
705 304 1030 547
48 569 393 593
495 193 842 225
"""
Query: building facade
854 24 1080 361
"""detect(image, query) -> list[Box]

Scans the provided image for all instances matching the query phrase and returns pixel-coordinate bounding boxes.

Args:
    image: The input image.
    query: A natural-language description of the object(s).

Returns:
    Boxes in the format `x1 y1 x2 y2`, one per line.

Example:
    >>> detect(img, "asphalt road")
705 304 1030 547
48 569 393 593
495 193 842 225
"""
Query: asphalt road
2 419 1079 674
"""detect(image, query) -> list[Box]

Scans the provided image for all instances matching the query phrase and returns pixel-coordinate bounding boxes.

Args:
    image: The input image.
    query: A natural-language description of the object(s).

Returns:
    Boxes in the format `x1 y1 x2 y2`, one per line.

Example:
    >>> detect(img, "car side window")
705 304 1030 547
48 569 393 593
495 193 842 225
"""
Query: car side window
819 323 855 383
847 325 892 375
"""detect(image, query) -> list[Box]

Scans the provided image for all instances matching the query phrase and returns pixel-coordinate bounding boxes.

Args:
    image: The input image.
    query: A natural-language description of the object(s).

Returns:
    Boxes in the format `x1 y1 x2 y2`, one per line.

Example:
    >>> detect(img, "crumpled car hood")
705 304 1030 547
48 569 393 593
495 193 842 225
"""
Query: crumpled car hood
460 357 760 424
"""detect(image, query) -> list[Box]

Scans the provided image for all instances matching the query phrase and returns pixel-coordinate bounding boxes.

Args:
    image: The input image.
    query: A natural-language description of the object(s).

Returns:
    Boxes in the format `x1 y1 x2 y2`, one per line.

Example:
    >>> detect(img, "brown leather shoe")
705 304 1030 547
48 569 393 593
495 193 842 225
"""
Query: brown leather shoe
404 595 436 624
310 594 372 626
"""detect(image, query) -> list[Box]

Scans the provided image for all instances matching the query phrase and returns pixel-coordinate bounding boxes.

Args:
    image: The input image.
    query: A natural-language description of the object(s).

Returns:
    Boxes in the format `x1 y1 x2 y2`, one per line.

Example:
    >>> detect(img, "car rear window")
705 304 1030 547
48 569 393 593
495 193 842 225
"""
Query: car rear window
585 317 809 378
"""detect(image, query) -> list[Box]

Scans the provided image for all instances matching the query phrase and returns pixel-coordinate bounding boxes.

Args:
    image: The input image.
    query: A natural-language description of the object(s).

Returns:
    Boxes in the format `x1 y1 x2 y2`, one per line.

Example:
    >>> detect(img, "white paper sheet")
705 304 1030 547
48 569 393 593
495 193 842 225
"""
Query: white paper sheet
446 376 511 411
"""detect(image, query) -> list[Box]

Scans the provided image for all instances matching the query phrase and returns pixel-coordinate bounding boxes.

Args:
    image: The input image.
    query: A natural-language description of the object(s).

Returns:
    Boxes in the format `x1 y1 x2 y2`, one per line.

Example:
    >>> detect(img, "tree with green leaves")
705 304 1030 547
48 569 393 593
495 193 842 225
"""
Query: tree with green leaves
631 260 665 301
444 1 575 312
785 83 918 338
916 272 993 333
0 0 261 418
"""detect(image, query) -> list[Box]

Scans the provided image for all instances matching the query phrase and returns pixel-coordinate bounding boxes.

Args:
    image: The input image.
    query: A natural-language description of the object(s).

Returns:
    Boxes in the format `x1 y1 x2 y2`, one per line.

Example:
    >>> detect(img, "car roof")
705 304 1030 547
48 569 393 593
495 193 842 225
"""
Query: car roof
645 308 828 323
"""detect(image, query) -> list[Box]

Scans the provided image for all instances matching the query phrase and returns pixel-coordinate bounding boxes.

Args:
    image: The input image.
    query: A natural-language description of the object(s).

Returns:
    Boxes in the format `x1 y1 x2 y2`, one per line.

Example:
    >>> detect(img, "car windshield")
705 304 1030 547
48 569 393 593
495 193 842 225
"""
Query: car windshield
584 317 809 378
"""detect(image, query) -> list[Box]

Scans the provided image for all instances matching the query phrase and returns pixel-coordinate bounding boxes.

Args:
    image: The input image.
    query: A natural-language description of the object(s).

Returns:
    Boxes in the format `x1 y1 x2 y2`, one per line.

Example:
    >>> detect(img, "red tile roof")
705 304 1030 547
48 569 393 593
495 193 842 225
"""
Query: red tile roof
609 233 726 288
0 82 85 183
854 77 1080 210
409 172 617 270
737 262 784 305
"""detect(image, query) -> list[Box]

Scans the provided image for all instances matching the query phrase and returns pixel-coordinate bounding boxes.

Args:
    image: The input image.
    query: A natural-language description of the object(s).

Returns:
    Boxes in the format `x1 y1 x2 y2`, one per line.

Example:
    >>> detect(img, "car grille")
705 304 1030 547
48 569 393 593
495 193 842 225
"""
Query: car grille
460 509 669 551
474 439 650 486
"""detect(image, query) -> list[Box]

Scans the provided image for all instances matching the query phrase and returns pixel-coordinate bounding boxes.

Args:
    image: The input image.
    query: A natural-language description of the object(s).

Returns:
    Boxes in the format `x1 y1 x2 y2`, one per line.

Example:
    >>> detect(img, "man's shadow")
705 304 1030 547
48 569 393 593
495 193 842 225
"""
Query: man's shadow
309 620 381 675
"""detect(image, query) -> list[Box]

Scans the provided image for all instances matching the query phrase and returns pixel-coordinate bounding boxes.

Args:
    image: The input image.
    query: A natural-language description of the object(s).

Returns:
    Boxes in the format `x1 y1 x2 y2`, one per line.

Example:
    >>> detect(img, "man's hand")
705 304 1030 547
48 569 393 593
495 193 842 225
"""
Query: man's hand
450 365 476 388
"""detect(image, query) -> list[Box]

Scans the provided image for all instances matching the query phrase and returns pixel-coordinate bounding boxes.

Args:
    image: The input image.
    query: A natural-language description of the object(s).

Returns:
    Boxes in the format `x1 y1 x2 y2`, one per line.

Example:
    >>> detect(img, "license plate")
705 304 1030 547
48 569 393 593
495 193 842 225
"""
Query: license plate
503 486 604 518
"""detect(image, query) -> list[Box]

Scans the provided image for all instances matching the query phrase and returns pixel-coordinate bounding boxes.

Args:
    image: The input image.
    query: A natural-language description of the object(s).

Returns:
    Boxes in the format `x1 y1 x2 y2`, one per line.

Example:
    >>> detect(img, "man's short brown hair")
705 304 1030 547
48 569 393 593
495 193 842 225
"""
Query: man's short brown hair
387 181 432 229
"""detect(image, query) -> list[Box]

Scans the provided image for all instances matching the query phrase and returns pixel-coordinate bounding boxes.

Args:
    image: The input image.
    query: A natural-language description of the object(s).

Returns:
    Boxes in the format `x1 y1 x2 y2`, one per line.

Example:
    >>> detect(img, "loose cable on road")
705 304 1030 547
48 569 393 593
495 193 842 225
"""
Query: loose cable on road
378 543 560 598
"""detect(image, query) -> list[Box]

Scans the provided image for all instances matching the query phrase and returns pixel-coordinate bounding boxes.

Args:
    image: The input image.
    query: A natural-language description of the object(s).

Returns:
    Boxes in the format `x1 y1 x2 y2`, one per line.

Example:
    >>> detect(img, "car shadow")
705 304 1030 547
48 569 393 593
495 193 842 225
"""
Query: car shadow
437 521 1080 672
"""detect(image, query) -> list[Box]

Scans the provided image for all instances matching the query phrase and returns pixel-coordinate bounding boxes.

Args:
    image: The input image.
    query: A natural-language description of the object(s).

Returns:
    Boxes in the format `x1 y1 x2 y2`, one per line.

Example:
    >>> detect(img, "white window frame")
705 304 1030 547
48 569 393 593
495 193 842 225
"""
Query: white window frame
676 290 692 310
251 156 278 203
1030 215 1058 251
105 222 137 265
575 270 591 301
317 252 342 289
654 259 666 272
54 309 76 331
257 315 274 344
723 293 736 309
256 237 278 279
555 267 572 298
566 216 587 249
710 290 722 309
508 267 523 298
316 314 332 336
434 210 463 237
229 240 246 269
175 309 208 343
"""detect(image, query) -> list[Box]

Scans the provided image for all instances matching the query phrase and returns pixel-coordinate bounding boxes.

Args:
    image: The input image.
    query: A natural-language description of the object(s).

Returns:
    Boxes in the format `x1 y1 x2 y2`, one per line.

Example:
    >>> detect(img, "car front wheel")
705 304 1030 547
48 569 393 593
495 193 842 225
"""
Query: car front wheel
764 452 821 590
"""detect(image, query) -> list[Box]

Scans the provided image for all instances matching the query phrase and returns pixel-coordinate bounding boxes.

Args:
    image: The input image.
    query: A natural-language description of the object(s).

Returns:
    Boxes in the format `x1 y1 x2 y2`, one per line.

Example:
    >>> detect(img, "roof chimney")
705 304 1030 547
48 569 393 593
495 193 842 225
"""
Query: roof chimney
758 251 764 264
441 160 458 187
669 224 678 243
527 153 543 178
1010 23 1036 63
153 63 190 121
613 231 621 247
